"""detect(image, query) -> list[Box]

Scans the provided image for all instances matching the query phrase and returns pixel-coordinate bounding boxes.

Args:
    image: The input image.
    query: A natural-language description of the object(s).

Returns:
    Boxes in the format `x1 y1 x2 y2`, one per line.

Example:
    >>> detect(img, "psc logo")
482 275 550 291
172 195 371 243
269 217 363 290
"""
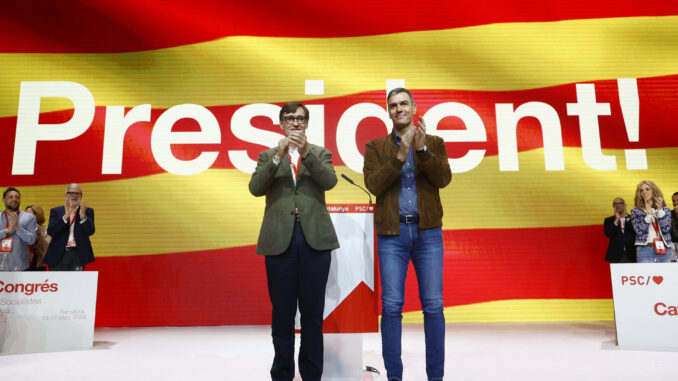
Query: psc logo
620 275 663 286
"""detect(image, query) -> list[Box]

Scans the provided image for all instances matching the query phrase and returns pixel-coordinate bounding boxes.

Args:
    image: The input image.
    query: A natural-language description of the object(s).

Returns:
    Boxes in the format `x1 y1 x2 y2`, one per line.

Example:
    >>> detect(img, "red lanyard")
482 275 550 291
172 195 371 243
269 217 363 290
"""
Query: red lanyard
289 154 300 179
69 207 79 227
3 211 18 229
651 217 660 235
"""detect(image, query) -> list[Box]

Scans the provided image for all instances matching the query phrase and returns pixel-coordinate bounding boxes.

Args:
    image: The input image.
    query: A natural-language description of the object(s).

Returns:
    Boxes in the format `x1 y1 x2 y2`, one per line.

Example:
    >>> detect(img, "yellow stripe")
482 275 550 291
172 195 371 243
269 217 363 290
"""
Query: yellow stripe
1 16 678 117
400 299 613 323
438 146 678 230
15 170 258 257
10 146 678 257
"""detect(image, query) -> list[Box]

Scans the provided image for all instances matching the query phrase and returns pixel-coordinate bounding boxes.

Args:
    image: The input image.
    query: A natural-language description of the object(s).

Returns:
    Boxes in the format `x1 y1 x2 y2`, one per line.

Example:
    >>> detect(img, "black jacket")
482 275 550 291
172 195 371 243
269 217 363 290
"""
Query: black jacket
44 206 95 266
671 209 678 243
604 215 636 263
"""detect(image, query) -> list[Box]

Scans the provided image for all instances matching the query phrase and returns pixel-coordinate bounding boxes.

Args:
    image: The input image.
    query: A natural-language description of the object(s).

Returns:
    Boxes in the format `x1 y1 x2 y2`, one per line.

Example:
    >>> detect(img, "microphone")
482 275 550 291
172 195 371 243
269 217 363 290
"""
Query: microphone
341 174 373 204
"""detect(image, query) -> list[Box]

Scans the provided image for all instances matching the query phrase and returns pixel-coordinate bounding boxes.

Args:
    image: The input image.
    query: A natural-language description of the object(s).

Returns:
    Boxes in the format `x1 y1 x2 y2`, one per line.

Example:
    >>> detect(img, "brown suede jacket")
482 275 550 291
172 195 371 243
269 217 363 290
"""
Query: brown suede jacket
363 131 452 235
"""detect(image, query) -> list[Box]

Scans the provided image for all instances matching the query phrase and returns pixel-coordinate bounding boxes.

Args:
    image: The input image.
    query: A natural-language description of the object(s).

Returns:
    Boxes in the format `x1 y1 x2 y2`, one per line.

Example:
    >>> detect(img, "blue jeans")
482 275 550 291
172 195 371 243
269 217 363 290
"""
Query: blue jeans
378 223 445 381
636 245 673 263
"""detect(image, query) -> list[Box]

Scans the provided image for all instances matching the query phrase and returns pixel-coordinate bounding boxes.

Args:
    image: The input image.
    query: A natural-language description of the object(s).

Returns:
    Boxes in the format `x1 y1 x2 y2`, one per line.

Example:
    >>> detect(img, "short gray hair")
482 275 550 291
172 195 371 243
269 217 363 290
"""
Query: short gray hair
65 183 82 192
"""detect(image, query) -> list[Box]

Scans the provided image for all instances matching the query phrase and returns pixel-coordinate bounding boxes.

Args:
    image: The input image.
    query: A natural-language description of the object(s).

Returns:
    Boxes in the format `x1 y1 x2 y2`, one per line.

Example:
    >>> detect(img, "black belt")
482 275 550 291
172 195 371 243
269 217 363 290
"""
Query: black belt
399 215 419 224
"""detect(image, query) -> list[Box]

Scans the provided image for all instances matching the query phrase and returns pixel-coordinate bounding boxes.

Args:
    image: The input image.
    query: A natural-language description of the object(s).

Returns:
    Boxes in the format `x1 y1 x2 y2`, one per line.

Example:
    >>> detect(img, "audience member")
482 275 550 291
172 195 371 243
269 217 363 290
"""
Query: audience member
630 181 673 263
604 197 636 263
44 183 95 271
0 187 37 271
25 204 50 270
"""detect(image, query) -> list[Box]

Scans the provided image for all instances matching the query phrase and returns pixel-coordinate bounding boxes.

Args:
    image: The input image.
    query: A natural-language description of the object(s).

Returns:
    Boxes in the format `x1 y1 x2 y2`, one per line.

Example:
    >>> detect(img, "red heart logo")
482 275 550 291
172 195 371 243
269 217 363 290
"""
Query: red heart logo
653 276 663 285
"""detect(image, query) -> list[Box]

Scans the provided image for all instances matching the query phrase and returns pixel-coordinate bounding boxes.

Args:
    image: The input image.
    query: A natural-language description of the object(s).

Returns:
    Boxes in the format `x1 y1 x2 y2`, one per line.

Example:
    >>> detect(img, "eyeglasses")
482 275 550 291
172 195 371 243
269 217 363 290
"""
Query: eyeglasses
613 202 624 205
282 115 307 124
66 192 82 196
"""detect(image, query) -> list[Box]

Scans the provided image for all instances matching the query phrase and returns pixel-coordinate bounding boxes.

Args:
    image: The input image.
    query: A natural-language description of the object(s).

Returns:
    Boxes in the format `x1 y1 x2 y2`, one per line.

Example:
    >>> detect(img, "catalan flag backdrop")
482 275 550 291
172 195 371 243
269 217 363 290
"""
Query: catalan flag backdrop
1 1 678 326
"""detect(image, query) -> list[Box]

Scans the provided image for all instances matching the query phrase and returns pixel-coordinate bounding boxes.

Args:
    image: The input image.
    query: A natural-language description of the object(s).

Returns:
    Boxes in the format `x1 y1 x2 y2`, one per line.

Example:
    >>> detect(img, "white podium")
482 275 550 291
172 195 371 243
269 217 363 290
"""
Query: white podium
0 271 98 355
319 204 378 380
610 263 678 350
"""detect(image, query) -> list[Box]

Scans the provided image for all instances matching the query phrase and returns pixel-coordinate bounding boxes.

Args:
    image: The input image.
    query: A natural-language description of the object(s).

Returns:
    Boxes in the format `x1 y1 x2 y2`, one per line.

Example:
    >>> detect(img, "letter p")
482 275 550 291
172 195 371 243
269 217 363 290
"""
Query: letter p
12 81 95 175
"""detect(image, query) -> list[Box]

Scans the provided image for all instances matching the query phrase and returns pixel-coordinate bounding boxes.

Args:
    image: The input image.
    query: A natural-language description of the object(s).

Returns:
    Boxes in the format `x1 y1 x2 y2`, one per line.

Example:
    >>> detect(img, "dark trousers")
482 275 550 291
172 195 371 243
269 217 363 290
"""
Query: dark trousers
265 219 331 381
50 248 85 271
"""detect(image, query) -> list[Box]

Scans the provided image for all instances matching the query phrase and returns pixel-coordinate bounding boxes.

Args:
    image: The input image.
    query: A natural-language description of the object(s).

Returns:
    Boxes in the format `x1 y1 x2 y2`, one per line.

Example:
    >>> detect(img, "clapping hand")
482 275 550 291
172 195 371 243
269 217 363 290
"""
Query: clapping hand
413 116 426 151
396 126 415 162
64 198 74 220
287 130 308 157
6 211 17 233
79 200 87 219
274 137 291 163
654 196 664 210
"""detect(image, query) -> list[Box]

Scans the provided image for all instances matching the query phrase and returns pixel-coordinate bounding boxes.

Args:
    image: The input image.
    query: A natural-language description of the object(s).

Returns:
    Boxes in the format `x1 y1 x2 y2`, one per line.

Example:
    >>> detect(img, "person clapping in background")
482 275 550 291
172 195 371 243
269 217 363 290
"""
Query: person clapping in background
44 183 95 271
604 198 636 263
630 181 673 263
0 187 37 271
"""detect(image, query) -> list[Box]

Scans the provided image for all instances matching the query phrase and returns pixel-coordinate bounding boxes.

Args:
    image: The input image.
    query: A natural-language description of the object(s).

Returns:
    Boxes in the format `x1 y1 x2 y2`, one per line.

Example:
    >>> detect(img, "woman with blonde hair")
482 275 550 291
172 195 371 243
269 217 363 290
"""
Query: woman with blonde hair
630 181 673 263
25 204 51 270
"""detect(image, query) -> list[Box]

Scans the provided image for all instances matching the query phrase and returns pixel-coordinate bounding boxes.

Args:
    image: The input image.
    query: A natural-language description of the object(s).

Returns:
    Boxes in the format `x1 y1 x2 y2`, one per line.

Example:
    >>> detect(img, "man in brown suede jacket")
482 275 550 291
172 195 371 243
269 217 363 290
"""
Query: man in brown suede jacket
363 88 451 381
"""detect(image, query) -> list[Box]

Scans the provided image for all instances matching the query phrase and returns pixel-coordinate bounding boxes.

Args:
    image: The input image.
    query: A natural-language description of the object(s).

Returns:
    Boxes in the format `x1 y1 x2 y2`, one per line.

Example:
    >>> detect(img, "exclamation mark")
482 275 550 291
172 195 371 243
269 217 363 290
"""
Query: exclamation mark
618 78 647 170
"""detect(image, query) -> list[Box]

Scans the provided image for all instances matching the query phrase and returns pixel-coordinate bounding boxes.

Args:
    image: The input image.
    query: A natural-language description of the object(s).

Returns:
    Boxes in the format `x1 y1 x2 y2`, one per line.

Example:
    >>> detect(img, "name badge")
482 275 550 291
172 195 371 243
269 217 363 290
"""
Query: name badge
0 237 13 252
654 238 667 254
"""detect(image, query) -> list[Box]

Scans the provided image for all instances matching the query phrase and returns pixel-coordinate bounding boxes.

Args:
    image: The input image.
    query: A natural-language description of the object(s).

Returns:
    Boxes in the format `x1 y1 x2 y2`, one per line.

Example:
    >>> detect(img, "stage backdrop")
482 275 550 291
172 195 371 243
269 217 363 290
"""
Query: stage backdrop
1 1 678 326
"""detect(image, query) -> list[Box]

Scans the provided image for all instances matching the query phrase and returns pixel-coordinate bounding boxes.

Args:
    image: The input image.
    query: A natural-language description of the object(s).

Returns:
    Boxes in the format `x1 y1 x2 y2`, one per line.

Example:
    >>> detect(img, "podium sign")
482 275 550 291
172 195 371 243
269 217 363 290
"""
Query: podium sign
610 263 678 350
323 204 377 381
0 272 98 355
324 204 377 333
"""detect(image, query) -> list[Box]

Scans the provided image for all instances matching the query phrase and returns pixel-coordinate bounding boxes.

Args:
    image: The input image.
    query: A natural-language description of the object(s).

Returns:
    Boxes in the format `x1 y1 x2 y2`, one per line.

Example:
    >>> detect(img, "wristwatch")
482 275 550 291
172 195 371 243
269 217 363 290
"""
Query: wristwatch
416 145 427 153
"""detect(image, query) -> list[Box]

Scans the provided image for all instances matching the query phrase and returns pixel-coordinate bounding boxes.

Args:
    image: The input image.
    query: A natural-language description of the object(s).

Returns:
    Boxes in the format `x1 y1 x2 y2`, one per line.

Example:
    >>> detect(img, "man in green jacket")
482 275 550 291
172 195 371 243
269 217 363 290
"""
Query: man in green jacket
249 102 339 381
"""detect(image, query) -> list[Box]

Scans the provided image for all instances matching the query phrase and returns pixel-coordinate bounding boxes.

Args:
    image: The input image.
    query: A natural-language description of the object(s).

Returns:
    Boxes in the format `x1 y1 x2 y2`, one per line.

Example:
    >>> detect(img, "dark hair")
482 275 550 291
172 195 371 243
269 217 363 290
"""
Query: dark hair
3 187 19 198
386 87 414 104
279 102 309 123
673 192 678 197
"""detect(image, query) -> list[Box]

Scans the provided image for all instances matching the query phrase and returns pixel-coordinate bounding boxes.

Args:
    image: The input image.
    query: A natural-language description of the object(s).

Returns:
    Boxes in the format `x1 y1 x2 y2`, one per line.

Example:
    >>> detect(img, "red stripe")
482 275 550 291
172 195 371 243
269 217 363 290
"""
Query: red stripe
88 224 610 327
323 282 378 333
89 246 269 327
2 75 676 186
1 1 677 53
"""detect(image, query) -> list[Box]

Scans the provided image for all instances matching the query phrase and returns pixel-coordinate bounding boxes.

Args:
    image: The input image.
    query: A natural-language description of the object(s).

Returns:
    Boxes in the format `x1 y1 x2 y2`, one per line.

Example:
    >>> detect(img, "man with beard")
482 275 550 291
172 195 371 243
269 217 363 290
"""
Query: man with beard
0 187 37 271
44 183 95 270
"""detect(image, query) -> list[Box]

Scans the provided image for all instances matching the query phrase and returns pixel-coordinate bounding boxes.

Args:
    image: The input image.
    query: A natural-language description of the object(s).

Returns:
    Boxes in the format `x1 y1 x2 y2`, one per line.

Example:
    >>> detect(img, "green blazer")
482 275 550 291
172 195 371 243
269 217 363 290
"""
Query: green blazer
249 144 340 255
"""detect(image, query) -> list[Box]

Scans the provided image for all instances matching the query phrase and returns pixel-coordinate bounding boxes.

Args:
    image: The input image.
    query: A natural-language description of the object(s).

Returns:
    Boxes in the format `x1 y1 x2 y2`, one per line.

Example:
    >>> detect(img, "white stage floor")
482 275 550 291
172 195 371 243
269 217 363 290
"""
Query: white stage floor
1 322 677 381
